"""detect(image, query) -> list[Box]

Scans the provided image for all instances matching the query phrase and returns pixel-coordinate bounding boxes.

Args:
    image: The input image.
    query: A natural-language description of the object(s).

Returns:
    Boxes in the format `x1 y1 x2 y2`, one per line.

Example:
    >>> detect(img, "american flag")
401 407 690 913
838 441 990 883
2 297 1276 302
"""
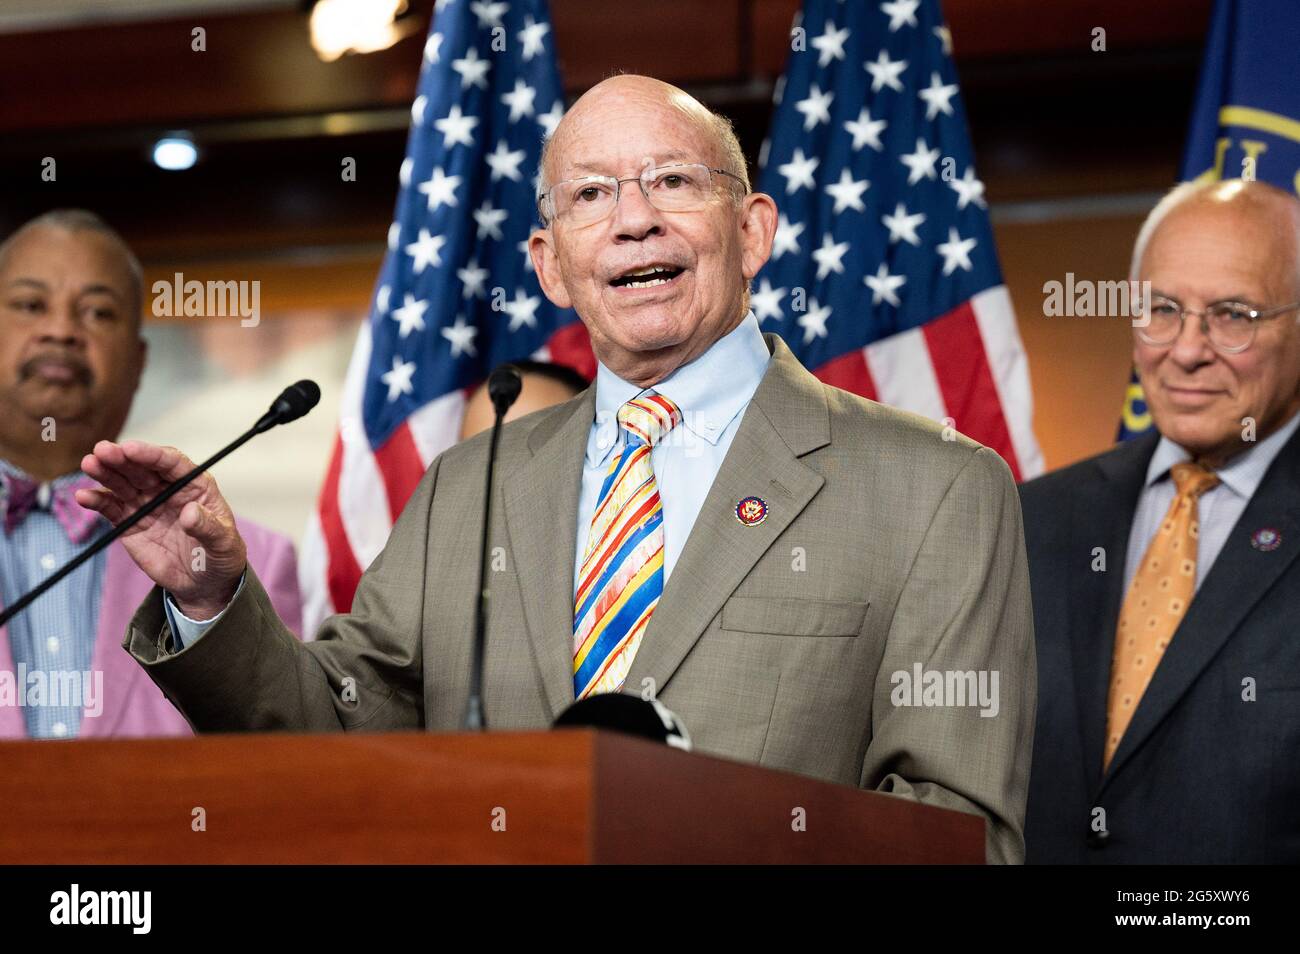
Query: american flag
754 0 1042 480
299 0 590 632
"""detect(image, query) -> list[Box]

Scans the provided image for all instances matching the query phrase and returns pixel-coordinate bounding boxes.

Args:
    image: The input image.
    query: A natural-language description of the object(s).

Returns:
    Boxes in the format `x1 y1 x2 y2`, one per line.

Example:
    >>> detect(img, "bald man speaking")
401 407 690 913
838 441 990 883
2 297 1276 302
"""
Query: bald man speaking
81 76 1036 863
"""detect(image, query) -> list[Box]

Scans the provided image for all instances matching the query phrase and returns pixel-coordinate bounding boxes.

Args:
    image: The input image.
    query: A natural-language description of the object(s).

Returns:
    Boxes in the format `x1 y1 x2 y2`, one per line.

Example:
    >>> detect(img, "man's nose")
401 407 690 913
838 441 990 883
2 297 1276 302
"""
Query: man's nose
1167 309 1217 368
36 301 88 346
610 181 665 240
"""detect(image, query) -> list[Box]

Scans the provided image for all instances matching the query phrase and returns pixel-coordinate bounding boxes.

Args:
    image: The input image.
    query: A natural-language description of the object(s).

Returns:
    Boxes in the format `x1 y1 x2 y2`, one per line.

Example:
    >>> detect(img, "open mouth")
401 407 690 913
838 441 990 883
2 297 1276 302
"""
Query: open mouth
609 264 685 289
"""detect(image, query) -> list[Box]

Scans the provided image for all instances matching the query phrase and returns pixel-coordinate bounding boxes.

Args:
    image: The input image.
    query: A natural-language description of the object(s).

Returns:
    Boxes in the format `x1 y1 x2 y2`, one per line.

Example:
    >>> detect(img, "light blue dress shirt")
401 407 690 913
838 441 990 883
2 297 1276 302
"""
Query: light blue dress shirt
0 459 108 738
574 311 770 589
1123 409 1300 594
168 312 772 648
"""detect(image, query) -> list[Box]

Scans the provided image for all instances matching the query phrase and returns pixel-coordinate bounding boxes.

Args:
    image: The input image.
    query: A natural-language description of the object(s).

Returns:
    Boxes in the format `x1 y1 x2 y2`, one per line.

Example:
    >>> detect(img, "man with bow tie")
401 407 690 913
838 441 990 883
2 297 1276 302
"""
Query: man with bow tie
0 209 303 740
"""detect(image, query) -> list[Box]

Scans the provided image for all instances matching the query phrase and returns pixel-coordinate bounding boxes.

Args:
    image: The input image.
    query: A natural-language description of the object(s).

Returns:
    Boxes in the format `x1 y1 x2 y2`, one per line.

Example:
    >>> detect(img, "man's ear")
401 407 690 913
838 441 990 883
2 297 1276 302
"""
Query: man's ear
738 192 779 282
529 228 573 309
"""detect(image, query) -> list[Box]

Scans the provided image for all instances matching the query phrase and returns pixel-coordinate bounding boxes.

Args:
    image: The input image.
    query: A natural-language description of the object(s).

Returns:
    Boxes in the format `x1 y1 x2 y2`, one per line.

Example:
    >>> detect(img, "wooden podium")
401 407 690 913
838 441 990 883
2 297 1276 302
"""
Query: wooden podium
0 729 984 864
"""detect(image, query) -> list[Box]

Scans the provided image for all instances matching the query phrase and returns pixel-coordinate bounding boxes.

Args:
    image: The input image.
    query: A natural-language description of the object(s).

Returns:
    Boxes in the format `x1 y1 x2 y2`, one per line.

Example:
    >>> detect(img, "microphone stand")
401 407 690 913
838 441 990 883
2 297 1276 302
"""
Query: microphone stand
463 365 522 730
0 382 318 630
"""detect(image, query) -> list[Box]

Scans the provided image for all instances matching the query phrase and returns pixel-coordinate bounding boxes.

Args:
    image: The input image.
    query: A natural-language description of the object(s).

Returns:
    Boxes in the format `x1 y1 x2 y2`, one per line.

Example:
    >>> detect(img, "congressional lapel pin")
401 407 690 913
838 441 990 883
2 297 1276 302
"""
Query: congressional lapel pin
735 496 768 527
1250 527 1282 552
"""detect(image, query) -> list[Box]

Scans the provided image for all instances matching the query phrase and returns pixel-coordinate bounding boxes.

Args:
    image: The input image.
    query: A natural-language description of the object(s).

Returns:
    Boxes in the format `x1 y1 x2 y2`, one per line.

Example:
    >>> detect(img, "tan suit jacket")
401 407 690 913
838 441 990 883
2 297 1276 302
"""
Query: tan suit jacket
126 334 1036 862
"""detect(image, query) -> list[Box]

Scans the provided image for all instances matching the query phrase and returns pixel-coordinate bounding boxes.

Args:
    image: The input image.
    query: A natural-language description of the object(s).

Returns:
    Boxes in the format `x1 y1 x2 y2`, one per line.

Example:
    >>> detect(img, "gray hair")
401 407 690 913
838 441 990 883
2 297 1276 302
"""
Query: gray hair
0 209 144 323
1129 179 1300 295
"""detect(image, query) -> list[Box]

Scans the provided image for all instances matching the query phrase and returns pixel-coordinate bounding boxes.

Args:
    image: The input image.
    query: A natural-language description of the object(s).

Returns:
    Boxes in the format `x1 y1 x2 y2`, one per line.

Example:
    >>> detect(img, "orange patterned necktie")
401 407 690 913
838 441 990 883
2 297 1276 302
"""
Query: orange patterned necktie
1103 461 1220 769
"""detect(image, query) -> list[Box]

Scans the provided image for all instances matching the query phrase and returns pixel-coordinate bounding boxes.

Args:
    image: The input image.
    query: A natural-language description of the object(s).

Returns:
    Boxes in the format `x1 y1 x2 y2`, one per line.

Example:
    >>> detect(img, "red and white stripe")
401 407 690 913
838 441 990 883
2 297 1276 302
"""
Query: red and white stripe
813 285 1042 482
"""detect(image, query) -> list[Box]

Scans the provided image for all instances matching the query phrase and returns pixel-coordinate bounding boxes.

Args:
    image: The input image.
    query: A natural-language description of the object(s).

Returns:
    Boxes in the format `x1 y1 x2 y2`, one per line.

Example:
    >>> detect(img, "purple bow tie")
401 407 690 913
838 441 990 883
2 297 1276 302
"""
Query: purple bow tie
1 472 101 544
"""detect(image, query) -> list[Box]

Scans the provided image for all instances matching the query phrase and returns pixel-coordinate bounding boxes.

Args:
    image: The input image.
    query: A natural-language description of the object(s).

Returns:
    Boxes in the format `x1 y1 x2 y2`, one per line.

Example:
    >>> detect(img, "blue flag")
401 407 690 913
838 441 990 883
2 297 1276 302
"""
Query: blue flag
1119 0 1300 441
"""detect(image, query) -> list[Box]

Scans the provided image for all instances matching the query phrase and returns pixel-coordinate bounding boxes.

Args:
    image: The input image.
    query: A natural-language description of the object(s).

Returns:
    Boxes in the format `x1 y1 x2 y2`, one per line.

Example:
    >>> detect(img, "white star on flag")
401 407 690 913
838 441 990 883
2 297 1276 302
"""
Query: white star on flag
501 79 537 122
391 294 429 338
795 84 835 131
486 140 527 181
435 104 478 148
864 262 906 306
452 47 491 90
937 227 977 275
777 149 819 193
458 259 489 299
404 228 446 274
825 168 870 214
381 357 417 401
918 71 959 120
934 24 953 55
900 138 940 184
411 95 428 124
470 0 508 29
864 49 908 93
750 278 786 323
772 213 805 258
424 32 443 64
501 289 541 331
811 23 850 67
518 16 550 60
882 202 925 245
949 166 987 209
441 316 478 357
881 0 920 32
417 166 461 211
844 107 887 151
537 101 564 139
798 297 832 343
812 233 850 280
473 200 508 240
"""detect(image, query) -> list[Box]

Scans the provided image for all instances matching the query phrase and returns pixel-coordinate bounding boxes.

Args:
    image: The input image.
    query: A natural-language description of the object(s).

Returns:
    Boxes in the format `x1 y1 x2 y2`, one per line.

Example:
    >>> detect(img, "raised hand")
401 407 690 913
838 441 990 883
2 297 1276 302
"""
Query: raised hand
77 439 247 620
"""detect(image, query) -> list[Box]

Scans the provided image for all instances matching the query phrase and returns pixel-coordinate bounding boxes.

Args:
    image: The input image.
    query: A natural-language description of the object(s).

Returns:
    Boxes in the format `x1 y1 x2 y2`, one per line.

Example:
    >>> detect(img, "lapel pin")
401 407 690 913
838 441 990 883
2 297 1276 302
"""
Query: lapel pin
1251 527 1282 552
735 496 768 527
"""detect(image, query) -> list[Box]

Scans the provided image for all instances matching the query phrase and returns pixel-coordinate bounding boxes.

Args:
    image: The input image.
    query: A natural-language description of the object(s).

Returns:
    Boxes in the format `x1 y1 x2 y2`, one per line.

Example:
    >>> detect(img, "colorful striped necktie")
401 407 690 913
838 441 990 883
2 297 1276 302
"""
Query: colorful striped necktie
573 392 682 699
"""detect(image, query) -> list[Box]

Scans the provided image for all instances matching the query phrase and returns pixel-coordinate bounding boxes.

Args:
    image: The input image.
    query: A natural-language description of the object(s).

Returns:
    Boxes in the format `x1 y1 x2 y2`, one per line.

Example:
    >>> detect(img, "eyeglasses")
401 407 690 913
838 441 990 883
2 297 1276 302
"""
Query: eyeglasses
1135 294 1300 354
538 162 747 227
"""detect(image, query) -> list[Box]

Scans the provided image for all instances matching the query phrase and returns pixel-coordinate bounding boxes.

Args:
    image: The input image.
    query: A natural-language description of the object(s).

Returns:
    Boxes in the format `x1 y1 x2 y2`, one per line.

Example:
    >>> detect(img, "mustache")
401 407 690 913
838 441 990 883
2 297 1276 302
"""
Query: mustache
19 353 93 386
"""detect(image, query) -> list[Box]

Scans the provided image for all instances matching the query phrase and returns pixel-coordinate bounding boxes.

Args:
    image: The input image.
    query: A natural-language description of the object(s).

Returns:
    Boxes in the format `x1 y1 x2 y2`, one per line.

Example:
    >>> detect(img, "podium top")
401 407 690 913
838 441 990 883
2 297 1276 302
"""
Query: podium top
0 729 984 864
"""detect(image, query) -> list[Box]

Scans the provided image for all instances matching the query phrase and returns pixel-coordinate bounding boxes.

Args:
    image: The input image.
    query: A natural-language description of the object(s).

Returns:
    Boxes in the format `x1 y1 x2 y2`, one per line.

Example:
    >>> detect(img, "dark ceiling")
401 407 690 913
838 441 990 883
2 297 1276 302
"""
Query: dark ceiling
0 0 1215 264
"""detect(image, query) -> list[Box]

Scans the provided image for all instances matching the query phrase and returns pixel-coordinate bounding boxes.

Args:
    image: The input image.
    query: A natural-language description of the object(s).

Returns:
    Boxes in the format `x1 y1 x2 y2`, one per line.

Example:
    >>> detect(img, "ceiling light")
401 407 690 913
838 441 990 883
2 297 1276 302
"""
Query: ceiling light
152 135 198 171
309 0 415 62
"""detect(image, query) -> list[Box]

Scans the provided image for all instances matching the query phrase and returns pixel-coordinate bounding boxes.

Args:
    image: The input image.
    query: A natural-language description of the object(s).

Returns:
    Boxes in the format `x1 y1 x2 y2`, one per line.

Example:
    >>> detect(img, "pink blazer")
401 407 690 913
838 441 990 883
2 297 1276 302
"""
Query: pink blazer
0 517 303 739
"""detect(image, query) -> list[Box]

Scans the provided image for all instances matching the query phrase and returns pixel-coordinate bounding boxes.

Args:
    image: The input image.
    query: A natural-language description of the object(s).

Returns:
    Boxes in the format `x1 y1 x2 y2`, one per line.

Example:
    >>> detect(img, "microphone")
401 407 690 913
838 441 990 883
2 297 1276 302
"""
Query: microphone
554 693 693 751
463 364 523 730
487 364 522 417
0 380 321 630
254 379 321 433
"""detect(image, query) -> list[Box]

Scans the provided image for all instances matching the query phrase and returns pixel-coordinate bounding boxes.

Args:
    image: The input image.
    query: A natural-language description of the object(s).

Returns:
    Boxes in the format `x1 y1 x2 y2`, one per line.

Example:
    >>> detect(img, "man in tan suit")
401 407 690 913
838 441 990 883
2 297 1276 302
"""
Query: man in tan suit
78 76 1035 863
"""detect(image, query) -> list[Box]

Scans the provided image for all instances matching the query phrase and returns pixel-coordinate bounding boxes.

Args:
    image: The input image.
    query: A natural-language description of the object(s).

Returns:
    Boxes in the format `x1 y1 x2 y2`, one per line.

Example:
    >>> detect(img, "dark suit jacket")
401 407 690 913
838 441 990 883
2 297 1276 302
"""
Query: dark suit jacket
1020 426 1300 863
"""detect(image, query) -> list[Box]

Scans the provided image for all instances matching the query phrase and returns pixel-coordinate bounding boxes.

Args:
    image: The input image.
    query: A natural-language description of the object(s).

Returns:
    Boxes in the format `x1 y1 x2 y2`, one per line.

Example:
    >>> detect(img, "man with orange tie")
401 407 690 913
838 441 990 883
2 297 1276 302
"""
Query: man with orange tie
1021 179 1300 862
